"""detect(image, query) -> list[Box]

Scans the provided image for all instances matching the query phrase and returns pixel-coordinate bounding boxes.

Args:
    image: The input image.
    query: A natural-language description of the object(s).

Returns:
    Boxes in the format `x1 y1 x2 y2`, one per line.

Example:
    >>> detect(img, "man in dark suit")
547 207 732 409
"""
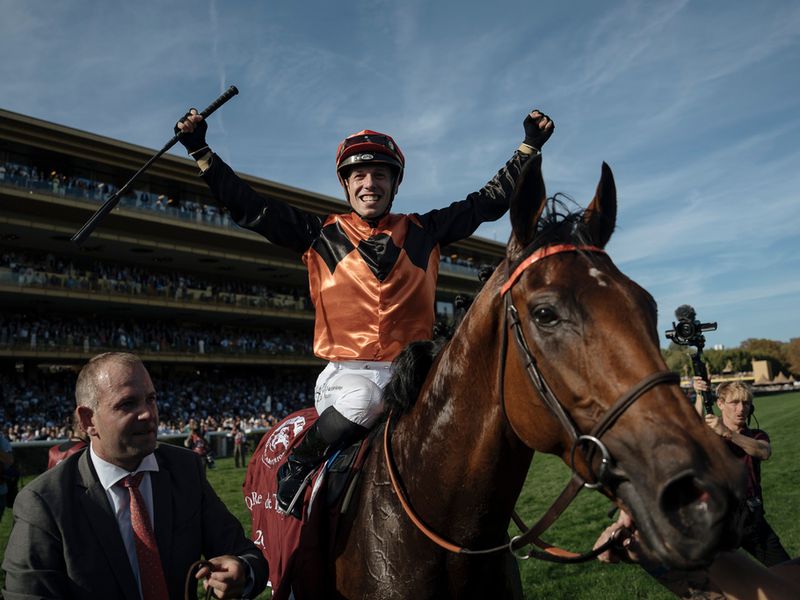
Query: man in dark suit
2 352 268 599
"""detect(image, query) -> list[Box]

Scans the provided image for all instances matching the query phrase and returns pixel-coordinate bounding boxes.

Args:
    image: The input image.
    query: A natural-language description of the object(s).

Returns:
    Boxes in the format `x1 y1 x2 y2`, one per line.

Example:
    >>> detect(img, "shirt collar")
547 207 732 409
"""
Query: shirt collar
89 444 160 491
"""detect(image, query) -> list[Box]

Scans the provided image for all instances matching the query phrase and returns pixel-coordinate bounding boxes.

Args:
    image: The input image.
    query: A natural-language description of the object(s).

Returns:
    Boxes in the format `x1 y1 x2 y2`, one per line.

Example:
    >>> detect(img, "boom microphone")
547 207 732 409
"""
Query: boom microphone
675 304 696 321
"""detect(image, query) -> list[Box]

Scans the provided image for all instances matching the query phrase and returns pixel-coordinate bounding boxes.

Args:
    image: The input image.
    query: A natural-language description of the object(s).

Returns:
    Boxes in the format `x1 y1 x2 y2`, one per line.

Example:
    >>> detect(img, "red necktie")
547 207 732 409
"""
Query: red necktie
123 472 170 600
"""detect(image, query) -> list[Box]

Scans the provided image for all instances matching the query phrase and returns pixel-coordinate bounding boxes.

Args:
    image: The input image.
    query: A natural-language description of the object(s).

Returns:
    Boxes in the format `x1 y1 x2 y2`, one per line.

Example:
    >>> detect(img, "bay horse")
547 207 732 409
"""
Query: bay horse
258 155 745 598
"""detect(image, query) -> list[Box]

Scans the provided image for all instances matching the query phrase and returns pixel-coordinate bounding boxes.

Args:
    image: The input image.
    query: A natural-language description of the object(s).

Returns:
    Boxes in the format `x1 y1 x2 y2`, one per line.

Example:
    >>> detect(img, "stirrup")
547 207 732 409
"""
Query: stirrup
278 470 315 519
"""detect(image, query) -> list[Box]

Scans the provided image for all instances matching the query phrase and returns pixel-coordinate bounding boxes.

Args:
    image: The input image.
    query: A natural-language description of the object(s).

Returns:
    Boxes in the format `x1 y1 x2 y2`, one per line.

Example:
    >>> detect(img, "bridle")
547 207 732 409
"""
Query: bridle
383 243 678 561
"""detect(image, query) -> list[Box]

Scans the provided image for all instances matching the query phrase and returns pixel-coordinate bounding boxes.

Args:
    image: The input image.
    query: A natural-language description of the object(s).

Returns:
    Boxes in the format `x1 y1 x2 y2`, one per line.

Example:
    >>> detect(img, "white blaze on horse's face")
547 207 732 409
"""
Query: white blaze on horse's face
588 267 608 287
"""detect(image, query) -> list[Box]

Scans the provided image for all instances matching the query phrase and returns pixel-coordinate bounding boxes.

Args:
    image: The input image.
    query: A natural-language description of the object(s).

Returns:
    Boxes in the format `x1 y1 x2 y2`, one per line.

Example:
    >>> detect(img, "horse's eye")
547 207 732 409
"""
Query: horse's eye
533 306 559 326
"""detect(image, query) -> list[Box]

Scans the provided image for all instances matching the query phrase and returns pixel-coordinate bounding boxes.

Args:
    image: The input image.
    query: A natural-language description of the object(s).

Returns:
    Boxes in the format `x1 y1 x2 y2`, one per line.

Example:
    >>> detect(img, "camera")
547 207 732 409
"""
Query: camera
665 305 717 347
664 305 718 415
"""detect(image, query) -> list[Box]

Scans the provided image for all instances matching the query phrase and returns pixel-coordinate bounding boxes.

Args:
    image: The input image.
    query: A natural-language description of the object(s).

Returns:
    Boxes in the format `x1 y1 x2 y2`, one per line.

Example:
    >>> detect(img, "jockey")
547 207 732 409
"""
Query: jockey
177 108 554 517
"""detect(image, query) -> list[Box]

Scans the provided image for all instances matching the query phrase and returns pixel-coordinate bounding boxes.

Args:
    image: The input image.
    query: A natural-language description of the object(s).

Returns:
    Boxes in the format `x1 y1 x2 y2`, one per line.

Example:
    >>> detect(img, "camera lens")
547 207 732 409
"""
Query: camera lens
676 321 695 340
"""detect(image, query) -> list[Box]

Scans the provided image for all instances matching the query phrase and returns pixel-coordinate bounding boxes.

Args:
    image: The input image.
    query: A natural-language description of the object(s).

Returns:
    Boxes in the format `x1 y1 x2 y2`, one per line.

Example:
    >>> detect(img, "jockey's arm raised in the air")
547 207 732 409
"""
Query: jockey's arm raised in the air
411 108 553 246
175 108 554 253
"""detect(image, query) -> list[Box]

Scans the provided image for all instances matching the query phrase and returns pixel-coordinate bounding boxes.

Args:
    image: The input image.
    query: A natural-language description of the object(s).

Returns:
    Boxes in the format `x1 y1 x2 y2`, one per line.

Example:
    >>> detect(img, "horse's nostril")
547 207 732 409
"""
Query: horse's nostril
659 473 718 536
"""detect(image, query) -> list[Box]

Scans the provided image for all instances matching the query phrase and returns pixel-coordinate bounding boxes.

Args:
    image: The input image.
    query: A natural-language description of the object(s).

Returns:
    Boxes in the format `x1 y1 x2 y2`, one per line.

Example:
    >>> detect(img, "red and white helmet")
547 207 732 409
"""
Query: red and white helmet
335 130 405 193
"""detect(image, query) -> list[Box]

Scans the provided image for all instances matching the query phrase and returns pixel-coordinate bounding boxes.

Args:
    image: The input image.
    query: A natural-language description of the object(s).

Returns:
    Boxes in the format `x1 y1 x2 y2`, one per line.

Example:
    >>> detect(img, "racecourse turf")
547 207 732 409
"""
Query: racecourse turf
2 390 798 599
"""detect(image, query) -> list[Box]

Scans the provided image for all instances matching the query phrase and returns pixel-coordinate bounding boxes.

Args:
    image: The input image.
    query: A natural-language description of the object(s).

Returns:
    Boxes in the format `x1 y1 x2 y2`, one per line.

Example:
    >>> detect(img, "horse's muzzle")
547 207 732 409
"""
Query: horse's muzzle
655 471 743 566
614 469 743 570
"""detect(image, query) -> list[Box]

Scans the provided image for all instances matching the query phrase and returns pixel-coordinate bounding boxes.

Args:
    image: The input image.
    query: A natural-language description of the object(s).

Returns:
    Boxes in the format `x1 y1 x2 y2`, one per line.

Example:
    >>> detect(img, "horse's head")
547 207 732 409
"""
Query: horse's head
498 155 745 569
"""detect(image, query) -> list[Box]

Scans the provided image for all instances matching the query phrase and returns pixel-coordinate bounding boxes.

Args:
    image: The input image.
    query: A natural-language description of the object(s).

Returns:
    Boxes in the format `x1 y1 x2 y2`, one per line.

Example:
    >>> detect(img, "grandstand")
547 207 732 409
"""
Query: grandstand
0 108 506 450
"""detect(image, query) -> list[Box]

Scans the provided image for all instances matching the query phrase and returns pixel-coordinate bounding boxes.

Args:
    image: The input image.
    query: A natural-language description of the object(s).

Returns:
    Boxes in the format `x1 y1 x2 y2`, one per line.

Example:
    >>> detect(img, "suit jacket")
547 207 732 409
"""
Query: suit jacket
2 443 268 599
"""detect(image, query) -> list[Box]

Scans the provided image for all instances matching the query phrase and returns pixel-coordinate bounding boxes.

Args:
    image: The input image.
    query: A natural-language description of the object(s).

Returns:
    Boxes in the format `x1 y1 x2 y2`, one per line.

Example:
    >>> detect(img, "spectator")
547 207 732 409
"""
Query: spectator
232 424 247 468
185 427 213 470
2 352 268 598
693 377 790 566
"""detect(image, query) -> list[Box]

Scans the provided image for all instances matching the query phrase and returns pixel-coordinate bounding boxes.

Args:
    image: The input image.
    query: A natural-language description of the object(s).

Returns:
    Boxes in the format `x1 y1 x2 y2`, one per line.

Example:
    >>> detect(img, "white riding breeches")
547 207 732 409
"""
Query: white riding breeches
314 361 395 428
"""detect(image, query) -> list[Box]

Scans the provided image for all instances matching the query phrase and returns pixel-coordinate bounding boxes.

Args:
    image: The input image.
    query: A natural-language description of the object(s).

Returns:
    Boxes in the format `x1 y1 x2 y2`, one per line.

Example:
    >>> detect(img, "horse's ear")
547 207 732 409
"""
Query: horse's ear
582 162 617 248
507 153 547 261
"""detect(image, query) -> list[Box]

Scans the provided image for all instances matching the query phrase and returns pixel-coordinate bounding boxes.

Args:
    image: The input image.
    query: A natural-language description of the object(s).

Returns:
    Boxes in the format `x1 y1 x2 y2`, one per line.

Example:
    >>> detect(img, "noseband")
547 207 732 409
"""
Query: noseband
383 243 678 561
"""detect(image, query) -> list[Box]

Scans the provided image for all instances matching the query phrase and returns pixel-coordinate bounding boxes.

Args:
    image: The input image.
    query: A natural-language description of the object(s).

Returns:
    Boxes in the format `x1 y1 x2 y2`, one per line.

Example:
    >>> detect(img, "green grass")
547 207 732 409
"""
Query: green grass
2 391 799 598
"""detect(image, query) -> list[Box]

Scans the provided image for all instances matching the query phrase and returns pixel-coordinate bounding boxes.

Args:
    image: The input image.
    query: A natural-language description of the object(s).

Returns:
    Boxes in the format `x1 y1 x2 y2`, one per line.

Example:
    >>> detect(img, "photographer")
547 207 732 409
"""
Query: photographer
693 378 790 567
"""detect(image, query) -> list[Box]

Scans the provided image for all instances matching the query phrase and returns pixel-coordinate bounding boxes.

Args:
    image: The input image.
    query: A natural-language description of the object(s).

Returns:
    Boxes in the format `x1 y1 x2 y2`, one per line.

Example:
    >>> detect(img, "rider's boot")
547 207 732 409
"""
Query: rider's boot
276 407 368 518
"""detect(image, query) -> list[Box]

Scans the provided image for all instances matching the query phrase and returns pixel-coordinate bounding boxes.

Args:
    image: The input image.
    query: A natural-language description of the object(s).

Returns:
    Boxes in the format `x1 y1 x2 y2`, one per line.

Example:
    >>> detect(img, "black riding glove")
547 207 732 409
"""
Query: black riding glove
523 110 554 151
175 109 208 156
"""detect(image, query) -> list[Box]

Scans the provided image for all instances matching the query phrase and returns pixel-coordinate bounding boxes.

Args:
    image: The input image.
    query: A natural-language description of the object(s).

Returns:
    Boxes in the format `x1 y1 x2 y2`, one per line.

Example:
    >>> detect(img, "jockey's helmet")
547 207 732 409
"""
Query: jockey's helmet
336 130 405 196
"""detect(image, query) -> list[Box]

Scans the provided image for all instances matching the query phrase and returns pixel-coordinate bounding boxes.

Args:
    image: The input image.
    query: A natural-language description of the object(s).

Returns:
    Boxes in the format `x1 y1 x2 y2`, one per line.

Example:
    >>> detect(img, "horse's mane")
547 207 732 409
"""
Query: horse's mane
382 339 445 416
383 195 590 417
509 193 594 272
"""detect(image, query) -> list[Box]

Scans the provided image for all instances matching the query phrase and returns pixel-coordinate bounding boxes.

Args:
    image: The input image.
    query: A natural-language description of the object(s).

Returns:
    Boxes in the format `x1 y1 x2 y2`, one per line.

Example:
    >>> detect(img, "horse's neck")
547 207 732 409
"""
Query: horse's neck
392 287 533 539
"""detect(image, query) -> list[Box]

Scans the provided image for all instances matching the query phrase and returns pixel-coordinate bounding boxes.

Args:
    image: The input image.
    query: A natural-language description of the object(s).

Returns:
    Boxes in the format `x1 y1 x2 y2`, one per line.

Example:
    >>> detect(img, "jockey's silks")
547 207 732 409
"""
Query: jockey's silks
304 212 438 361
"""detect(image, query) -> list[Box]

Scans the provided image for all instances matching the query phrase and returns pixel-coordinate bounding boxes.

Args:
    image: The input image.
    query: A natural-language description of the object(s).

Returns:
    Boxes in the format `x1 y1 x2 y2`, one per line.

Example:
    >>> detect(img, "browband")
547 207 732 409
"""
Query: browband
500 244 606 296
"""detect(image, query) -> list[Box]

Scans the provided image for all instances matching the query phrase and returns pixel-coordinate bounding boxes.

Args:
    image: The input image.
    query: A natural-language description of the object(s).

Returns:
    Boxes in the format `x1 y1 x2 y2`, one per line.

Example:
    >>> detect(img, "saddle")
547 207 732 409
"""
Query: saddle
243 408 375 600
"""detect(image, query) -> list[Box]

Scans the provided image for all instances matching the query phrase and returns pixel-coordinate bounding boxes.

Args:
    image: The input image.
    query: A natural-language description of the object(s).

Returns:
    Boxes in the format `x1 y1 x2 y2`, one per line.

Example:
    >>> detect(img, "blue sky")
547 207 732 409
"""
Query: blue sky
1 0 798 348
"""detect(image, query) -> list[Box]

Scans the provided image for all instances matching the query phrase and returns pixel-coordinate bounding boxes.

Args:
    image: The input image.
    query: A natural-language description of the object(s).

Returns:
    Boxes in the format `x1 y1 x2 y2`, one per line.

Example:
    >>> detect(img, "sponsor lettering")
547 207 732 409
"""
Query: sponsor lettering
245 491 263 511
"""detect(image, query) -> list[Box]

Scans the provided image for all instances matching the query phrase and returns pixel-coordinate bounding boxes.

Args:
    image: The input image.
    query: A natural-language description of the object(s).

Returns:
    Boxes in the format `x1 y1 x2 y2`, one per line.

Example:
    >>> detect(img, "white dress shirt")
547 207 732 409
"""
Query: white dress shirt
89 444 160 599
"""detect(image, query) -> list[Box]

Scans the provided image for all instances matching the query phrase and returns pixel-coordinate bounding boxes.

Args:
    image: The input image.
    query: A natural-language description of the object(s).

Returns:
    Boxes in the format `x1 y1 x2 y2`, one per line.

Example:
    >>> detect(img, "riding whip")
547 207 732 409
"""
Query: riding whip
70 85 239 245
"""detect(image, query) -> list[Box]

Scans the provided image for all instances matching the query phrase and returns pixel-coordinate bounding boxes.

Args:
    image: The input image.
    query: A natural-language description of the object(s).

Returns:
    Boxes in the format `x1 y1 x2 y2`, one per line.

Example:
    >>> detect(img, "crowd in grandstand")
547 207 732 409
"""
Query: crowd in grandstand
1 369 314 443
1 160 231 228
0 313 313 357
1 159 486 274
0 250 311 311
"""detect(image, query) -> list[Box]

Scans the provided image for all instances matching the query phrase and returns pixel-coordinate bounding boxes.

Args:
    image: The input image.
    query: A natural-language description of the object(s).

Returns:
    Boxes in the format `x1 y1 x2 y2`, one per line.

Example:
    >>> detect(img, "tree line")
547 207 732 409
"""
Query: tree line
662 338 800 378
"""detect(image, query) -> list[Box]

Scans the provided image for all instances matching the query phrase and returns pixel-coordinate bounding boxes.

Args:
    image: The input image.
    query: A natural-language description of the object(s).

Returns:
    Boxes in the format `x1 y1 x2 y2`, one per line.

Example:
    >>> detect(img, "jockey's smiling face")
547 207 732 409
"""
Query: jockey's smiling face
345 164 394 220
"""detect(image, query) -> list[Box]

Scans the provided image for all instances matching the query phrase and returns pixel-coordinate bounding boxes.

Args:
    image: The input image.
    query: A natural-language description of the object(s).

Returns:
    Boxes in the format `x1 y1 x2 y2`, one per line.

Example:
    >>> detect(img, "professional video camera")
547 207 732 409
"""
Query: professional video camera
665 305 717 347
665 305 718 414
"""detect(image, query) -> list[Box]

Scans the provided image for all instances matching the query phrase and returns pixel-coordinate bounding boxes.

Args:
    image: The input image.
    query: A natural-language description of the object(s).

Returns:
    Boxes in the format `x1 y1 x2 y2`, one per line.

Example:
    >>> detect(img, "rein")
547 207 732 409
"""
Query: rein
184 560 214 600
382 243 679 561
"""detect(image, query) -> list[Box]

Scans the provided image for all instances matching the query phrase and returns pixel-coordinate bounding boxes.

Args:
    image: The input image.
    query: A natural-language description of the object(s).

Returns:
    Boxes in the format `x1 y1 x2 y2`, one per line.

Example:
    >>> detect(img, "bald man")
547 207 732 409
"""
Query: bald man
2 352 268 599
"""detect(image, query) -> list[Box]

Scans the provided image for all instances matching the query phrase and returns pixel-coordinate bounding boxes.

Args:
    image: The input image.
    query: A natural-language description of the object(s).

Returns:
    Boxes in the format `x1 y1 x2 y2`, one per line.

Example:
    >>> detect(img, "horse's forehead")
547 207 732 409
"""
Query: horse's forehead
539 258 650 311
537 256 617 287
588 267 608 287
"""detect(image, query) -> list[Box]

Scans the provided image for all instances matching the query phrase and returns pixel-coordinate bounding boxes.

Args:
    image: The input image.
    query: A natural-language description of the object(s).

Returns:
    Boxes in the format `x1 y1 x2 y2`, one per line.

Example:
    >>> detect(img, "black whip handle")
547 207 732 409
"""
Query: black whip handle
197 85 239 119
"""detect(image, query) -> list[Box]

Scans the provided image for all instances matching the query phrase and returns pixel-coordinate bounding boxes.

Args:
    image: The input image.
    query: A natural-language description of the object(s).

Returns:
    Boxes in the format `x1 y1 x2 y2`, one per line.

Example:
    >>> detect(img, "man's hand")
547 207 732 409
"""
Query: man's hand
705 414 732 439
175 108 208 155
692 376 709 394
594 509 641 564
692 376 711 416
523 109 555 151
195 555 249 599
